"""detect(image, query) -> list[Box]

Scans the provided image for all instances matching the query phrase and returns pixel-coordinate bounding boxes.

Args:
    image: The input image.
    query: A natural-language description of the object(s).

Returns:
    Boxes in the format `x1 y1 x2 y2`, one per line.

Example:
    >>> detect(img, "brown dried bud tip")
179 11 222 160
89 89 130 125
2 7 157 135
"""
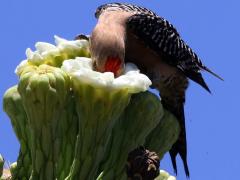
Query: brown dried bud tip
74 34 89 41
126 146 160 180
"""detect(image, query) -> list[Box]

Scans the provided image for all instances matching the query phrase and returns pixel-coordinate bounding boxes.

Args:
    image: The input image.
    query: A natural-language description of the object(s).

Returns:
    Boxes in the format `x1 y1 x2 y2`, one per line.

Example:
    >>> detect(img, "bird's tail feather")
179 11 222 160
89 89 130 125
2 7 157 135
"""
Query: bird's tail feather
201 66 224 81
163 100 190 177
184 70 211 93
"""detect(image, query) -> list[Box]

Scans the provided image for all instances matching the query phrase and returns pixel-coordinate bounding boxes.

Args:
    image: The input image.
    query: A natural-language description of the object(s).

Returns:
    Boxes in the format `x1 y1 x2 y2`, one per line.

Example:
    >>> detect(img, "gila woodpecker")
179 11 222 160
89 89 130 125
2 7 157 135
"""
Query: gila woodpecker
90 2 223 177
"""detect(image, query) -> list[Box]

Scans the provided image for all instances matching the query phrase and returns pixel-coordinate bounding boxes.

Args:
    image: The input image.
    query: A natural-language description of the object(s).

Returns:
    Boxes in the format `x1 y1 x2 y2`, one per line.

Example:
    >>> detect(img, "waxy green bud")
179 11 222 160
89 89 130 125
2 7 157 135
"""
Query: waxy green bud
61 57 152 179
99 92 163 179
17 64 76 179
145 110 180 160
155 170 176 180
0 154 4 178
3 86 32 179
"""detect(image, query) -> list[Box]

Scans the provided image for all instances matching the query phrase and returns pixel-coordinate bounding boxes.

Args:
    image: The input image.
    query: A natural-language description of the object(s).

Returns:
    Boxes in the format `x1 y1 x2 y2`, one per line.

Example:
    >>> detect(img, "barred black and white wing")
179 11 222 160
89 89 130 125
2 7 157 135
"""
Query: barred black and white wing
126 13 223 92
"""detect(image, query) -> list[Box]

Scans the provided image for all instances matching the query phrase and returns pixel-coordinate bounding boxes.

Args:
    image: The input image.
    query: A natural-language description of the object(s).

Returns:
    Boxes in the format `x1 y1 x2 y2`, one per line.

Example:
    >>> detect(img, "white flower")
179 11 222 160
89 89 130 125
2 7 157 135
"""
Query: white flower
26 48 44 65
15 60 28 75
61 57 152 93
35 42 57 53
54 35 89 52
15 35 91 75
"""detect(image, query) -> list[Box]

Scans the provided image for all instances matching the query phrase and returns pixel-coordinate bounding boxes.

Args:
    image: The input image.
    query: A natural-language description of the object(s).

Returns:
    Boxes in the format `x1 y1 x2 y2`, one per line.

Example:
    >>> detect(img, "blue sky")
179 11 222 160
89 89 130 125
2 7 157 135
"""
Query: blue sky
0 0 239 179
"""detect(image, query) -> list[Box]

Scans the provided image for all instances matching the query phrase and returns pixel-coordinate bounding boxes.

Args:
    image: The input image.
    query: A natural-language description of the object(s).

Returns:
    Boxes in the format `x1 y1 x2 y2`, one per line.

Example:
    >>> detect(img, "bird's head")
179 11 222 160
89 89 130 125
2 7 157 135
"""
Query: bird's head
90 19 126 77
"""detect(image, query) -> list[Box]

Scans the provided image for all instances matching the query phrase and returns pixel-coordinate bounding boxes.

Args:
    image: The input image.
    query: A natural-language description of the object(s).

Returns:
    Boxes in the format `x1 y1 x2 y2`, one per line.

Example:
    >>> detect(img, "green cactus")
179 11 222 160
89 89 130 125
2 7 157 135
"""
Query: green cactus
3 86 32 179
17 64 76 179
99 92 163 179
145 110 180 160
3 36 178 180
66 84 131 180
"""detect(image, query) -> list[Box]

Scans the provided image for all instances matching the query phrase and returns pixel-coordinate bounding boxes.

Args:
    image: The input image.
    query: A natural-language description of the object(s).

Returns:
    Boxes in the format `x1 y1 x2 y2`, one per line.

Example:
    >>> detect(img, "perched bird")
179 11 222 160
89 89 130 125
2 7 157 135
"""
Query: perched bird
90 2 223 176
